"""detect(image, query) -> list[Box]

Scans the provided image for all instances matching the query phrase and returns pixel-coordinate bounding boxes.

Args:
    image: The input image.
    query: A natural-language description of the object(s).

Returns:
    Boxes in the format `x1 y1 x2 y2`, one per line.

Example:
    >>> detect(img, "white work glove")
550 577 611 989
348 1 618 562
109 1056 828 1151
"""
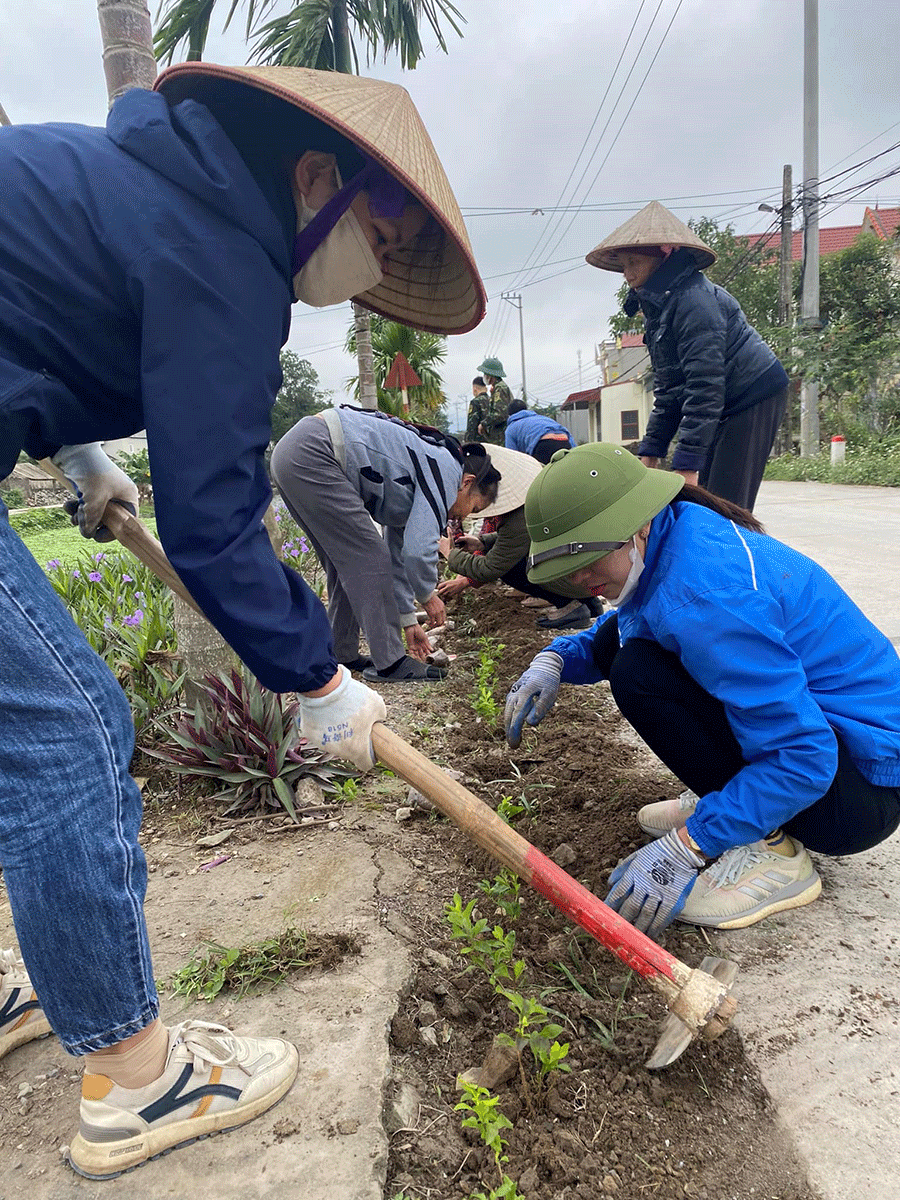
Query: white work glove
504 651 564 748
51 442 139 542
297 667 387 771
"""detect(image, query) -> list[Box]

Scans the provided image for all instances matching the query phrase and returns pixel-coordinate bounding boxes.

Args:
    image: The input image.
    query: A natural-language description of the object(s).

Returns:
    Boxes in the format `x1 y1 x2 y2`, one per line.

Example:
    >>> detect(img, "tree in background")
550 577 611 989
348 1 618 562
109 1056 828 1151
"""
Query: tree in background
154 0 467 409
344 315 447 425
270 350 330 444
113 447 153 503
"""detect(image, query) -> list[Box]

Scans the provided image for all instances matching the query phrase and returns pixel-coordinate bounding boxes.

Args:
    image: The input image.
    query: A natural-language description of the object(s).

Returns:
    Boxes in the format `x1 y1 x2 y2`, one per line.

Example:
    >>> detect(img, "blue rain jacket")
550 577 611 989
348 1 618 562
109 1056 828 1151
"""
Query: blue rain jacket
0 89 337 693
547 502 900 857
504 409 575 455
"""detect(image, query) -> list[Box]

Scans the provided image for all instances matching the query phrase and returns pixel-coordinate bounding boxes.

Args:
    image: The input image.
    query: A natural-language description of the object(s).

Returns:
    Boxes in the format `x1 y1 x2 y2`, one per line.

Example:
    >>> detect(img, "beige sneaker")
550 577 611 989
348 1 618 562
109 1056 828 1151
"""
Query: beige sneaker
67 1021 299 1180
0 948 52 1059
637 789 699 836
678 837 822 929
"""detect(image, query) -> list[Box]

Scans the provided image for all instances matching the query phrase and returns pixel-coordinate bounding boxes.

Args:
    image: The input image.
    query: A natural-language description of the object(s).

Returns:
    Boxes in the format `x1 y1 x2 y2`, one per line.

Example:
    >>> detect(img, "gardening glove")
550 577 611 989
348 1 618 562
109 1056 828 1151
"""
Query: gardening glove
504 651 564 749
605 829 705 941
52 442 139 542
297 667 387 771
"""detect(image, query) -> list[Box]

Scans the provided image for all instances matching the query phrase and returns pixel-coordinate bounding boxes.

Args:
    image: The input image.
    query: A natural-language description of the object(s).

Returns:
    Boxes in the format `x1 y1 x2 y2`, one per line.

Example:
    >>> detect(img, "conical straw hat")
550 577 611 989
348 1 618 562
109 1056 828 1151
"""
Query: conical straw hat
586 200 716 272
154 63 486 334
473 445 543 520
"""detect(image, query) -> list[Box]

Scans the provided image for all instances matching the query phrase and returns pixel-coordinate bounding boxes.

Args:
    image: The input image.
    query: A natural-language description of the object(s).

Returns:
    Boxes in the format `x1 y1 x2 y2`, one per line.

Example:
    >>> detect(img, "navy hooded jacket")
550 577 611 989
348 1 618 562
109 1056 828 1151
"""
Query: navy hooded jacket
0 89 337 693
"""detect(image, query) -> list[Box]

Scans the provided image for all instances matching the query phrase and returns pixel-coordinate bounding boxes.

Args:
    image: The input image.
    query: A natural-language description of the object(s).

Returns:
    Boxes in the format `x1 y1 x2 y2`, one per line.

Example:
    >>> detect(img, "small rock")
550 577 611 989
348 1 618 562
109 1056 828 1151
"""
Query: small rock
406 787 434 813
443 768 463 780
390 1014 418 1050
417 1001 438 1026
195 829 234 848
456 1035 519 1091
385 1082 422 1134
17 1082 33 1098
336 1118 359 1135
419 1024 438 1047
551 842 577 868
395 806 414 822
519 1166 540 1196
294 777 325 808
602 1174 619 1193
327 821 340 831
422 948 453 970
426 648 450 668
163 868 180 879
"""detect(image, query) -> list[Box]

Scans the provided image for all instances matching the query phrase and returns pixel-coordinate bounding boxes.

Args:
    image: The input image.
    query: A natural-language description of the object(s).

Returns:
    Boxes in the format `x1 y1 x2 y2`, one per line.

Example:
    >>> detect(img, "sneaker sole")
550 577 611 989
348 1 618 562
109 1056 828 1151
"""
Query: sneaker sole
0 1014 53 1060
679 872 822 930
66 1045 299 1180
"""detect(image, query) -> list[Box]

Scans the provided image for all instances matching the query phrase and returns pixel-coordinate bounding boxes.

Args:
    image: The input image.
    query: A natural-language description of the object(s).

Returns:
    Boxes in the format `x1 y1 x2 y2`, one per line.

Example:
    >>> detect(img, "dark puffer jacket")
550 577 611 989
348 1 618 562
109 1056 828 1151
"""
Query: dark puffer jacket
629 249 787 472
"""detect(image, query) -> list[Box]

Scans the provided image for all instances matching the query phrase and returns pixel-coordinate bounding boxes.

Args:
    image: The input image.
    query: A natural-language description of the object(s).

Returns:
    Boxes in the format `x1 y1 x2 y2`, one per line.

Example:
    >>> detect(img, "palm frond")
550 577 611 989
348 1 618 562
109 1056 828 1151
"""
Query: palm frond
250 0 362 70
154 0 218 64
363 0 465 68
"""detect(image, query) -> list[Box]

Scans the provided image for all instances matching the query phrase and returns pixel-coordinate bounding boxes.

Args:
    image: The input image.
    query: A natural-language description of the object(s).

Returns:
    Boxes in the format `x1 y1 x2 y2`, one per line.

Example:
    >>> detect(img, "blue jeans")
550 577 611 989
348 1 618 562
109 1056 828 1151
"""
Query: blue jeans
0 506 158 1054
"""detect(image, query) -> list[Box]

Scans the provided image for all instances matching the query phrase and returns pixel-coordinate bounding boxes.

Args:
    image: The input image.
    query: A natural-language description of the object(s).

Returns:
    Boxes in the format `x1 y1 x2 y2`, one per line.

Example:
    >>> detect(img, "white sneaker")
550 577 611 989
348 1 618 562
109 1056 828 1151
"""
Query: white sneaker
67 1021 299 1179
0 948 52 1059
637 789 699 836
678 837 822 930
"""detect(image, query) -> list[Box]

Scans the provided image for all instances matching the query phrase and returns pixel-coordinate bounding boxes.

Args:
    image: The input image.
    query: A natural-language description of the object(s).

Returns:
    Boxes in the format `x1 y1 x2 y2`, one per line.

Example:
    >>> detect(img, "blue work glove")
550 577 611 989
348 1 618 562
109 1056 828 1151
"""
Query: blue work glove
504 651 564 748
605 829 705 941
297 667 387 771
52 443 139 542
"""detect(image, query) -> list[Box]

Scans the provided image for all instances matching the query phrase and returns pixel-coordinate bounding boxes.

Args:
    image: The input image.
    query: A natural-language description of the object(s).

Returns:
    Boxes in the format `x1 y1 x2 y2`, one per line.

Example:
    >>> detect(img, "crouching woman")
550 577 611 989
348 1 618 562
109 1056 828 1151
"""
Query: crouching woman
504 444 900 940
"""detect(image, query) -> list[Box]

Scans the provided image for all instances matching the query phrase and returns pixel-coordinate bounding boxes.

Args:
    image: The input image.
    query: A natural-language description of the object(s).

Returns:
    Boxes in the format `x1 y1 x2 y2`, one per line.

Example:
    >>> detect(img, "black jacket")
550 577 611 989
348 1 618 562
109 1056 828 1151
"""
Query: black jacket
629 249 787 471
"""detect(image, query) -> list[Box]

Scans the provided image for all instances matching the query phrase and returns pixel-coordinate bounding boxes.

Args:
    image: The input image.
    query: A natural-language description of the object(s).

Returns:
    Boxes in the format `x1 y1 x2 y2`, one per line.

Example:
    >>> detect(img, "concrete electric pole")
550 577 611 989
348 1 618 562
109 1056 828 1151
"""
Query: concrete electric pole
799 0 821 457
500 291 527 401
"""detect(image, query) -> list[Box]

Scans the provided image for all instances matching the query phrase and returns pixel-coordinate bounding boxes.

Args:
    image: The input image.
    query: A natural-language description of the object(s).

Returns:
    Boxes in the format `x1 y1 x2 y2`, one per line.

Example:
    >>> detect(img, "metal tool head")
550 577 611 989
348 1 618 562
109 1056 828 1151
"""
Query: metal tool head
646 956 739 1070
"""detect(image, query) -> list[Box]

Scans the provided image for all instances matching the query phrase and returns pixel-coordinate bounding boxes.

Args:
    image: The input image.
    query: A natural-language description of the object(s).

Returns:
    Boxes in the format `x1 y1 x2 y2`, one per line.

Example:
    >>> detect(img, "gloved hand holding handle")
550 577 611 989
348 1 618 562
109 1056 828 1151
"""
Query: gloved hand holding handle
297 666 387 771
504 650 564 748
605 829 705 941
51 442 139 542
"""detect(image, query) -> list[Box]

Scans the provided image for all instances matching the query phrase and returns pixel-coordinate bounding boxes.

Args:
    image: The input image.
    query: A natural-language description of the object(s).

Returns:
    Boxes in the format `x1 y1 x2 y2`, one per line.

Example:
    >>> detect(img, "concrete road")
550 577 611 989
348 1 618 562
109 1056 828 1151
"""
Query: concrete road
722 480 900 1200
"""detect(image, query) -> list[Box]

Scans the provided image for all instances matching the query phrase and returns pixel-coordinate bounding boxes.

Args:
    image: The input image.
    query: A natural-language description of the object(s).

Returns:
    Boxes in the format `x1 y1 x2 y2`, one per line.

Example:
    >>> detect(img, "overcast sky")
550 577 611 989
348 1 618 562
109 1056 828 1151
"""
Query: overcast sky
3 0 898 430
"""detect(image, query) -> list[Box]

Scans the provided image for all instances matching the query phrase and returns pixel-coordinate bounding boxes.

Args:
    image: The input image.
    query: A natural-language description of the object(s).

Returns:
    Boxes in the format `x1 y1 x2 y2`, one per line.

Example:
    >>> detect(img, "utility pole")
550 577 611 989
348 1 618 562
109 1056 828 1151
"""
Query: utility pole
501 291 527 401
799 0 821 457
577 349 582 390
778 164 793 327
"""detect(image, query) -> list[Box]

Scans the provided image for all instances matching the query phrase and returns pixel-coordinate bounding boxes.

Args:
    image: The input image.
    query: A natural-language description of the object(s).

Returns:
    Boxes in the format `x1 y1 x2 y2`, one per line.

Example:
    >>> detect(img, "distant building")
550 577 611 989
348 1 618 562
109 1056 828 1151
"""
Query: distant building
738 204 900 262
557 332 652 446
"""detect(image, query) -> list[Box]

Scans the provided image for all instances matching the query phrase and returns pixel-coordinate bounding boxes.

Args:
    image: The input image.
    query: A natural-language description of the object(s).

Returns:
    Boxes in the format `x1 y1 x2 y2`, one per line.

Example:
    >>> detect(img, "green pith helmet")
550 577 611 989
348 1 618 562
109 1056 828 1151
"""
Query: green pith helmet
525 444 685 584
477 356 506 379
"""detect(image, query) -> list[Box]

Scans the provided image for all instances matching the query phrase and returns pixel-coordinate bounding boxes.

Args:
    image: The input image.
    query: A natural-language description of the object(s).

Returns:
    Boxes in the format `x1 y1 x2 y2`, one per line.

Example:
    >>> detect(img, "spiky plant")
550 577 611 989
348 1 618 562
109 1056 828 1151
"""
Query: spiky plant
147 666 351 820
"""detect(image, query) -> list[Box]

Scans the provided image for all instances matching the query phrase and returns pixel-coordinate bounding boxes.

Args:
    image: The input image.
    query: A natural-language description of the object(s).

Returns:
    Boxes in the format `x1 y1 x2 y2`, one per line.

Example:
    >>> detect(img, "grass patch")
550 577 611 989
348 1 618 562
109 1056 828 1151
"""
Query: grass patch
765 438 900 487
164 927 361 1002
18 511 159 570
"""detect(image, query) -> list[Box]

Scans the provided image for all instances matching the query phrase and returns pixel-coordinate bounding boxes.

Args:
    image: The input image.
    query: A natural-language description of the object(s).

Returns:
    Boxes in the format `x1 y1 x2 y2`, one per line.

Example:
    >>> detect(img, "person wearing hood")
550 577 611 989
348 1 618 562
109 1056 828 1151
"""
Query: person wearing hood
504 445 900 942
589 201 789 511
436 445 602 630
504 399 576 463
0 64 484 1179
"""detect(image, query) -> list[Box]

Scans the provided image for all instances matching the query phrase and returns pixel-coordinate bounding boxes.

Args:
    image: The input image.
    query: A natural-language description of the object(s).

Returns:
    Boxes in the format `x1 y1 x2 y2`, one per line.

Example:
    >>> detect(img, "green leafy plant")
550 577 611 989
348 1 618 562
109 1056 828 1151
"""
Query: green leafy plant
113 447 153 501
473 636 505 724
10 504 70 535
165 927 360 1001
1 486 25 509
445 894 522 985
454 1082 513 1177
478 870 522 920
146 665 352 821
495 988 570 1081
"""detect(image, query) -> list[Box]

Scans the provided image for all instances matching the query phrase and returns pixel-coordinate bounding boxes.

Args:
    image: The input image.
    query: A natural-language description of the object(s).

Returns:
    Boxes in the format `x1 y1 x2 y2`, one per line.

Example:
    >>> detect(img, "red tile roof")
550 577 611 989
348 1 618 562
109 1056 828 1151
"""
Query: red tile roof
561 386 602 409
864 206 900 239
620 332 645 347
739 206 900 263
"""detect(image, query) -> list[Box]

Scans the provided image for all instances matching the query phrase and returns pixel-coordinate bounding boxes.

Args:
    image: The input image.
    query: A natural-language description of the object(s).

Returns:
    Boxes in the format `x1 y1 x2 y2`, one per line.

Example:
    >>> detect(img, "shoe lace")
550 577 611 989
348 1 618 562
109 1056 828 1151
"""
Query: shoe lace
705 844 766 890
176 1021 249 1075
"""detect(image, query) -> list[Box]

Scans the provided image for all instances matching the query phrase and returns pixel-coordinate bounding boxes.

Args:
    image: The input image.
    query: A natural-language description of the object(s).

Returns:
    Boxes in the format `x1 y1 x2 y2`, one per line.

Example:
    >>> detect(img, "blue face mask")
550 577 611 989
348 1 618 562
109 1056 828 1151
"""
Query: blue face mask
606 536 644 607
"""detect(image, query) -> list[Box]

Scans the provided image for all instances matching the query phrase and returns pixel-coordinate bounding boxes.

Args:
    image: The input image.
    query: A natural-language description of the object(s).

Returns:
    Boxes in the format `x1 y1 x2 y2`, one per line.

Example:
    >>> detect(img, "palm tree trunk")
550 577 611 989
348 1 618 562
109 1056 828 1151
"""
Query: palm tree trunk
353 303 379 409
96 0 158 102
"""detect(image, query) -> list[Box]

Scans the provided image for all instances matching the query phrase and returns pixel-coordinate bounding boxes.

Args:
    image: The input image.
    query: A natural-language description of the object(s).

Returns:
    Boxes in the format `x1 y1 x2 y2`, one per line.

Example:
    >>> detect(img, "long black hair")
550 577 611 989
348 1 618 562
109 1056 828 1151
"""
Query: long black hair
460 442 501 505
671 483 765 534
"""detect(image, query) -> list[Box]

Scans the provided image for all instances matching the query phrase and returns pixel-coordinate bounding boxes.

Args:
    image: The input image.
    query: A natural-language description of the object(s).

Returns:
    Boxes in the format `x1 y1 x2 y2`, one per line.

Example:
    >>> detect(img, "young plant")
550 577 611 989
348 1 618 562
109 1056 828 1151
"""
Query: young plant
478 870 522 921
146 665 352 821
473 636 505 724
444 895 524 985
454 1082 513 1177
496 988 571 1082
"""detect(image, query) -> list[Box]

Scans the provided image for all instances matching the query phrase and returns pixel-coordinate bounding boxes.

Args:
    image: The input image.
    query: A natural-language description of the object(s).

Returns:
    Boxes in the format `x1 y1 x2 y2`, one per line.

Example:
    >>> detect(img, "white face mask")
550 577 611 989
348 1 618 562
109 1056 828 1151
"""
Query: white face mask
606 535 645 607
292 197 384 307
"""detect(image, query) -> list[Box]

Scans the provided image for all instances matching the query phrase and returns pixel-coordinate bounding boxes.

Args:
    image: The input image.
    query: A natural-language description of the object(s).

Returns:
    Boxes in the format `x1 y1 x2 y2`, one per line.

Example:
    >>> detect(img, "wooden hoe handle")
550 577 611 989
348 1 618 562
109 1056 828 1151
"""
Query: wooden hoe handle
371 724 737 1041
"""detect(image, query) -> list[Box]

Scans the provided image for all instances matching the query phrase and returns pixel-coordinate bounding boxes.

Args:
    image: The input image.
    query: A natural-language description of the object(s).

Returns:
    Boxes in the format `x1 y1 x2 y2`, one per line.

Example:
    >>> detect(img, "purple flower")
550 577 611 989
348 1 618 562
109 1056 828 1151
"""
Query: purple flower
122 573 133 583
46 558 60 570
123 610 144 627
88 571 102 582
290 548 299 558
71 569 80 578
93 552 106 562
299 540 310 554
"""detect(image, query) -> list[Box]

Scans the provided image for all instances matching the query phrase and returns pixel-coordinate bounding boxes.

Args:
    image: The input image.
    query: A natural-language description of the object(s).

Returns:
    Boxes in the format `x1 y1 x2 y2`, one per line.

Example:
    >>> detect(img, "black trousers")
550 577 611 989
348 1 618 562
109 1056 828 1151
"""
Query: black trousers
532 436 572 465
700 386 788 511
592 616 900 856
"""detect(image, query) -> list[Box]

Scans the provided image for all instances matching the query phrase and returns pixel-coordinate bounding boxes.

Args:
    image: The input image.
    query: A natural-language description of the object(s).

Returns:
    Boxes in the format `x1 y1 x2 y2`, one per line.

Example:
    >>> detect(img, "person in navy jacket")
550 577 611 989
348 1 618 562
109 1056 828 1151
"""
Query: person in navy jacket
504 399 576 463
0 63 484 1179
505 444 900 941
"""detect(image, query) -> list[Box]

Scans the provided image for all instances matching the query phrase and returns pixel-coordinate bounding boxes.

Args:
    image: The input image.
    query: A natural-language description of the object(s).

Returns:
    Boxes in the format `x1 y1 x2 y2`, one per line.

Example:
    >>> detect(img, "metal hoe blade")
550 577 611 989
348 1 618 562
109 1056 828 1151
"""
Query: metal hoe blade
646 955 739 1070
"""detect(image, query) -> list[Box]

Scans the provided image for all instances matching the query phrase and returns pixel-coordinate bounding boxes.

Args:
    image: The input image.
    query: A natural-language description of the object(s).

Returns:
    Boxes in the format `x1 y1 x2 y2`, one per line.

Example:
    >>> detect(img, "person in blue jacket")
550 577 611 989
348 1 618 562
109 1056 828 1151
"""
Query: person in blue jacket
0 63 485 1179
504 444 900 941
587 201 789 511
504 399 576 463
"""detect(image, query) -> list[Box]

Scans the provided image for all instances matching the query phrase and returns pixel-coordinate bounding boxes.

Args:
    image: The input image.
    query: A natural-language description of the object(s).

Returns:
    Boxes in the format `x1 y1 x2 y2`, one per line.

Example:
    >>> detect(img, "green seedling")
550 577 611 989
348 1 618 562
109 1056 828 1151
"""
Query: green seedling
454 1082 512 1177
473 636 505 724
554 950 645 1048
496 794 525 824
166 927 359 1001
445 895 524 985
469 1181 526 1200
478 870 522 920
496 988 571 1082
335 777 359 802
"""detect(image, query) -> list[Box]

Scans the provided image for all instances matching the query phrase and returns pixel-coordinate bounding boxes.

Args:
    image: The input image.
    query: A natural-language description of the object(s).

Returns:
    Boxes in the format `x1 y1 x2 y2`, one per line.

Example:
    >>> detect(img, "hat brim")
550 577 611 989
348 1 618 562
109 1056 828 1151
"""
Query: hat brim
586 244 717 272
473 446 543 520
527 469 684 585
154 63 486 335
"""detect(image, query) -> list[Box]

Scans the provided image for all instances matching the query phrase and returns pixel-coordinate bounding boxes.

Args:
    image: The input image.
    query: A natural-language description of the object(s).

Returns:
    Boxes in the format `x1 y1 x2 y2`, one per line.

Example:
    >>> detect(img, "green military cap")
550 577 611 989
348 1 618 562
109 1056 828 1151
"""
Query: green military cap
477 356 506 378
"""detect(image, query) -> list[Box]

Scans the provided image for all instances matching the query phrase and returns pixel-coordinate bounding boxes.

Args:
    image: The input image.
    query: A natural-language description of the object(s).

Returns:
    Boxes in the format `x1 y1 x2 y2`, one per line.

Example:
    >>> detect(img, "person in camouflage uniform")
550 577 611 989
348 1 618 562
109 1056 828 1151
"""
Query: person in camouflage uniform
466 376 490 441
477 356 513 445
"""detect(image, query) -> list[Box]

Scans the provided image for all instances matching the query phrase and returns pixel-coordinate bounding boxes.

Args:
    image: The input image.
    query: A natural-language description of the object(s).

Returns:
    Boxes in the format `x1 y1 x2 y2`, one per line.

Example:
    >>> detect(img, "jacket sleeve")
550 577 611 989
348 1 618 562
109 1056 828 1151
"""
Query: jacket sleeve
129 237 337 694
658 587 839 857
447 514 525 583
639 380 683 461
400 482 444 604
668 289 727 472
545 611 616 683
384 528 418 625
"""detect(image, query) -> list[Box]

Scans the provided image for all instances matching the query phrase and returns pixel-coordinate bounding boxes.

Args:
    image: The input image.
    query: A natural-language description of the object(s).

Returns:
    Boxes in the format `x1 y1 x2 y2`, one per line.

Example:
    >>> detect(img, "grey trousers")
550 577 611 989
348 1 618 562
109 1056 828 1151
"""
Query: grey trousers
700 386 788 512
270 416 406 670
